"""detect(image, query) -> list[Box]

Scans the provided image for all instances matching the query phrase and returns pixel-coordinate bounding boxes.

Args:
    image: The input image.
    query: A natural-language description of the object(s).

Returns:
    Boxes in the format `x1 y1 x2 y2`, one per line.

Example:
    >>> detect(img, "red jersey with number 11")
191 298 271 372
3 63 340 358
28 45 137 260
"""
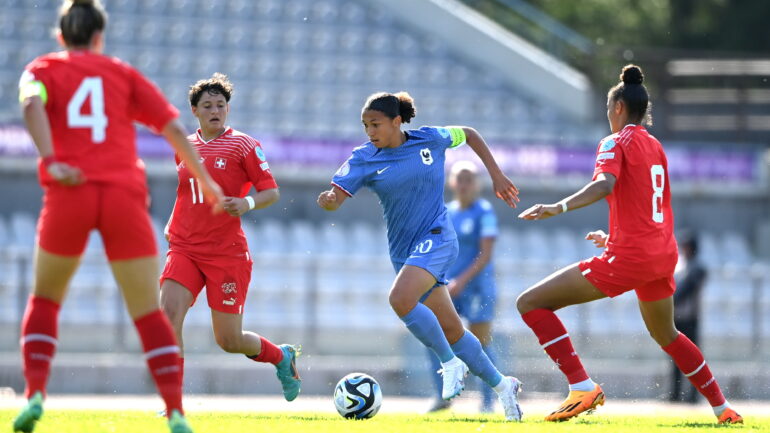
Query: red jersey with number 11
21 50 179 189
592 124 676 259
166 128 278 258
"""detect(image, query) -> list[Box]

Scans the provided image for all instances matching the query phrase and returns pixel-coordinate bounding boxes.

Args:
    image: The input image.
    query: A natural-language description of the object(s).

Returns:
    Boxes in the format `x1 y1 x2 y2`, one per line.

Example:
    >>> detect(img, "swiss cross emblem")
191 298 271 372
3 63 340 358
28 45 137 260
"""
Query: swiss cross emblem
214 157 227 169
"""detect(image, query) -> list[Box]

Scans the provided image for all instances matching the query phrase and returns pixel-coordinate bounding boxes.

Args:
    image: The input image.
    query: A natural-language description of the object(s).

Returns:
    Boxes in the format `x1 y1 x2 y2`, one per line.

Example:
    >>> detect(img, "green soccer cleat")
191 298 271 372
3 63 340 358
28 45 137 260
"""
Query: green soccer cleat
167 410 193 433
12 392 44 433
275 344 302 401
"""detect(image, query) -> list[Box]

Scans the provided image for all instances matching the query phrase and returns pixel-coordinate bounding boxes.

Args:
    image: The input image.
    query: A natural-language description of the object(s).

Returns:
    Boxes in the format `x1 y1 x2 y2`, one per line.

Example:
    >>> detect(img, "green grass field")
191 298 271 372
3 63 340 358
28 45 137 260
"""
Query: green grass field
1 410 765 433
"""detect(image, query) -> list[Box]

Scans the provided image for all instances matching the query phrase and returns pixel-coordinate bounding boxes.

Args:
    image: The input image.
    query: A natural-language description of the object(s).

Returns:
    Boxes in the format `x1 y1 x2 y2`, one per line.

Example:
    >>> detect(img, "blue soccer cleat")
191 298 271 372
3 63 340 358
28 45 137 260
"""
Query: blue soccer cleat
167 409 193 433
12 392 44 433
275 344 302 401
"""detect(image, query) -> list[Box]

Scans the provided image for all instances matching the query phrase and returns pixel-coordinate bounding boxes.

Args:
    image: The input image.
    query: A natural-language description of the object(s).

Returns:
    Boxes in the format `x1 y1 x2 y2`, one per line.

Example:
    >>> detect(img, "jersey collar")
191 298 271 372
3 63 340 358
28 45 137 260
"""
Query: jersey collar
196 127 233 144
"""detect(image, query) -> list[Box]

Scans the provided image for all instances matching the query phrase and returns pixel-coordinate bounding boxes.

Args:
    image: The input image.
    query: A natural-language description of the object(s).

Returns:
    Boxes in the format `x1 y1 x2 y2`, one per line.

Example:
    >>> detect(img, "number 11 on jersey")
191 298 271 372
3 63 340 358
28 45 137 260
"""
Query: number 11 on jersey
189 178 204 204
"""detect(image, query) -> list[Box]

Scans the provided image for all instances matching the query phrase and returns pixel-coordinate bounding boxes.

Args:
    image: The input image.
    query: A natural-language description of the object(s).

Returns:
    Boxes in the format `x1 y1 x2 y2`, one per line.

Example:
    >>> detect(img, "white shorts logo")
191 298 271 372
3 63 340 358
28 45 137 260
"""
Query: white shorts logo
222 298 236 306
420 148 433 165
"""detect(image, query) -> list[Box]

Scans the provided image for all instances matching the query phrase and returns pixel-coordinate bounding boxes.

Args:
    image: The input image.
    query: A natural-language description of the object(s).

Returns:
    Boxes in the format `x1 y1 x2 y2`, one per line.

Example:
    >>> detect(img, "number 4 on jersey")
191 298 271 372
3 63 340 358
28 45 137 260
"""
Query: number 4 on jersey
67 77 108 143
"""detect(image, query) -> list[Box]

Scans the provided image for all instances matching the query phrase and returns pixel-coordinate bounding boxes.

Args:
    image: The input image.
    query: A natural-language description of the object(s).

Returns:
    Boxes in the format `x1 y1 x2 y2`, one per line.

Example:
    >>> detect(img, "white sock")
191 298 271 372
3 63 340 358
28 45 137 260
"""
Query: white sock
712 401 730 416
568 378 596 392
493 376 509 394
441 356 462 369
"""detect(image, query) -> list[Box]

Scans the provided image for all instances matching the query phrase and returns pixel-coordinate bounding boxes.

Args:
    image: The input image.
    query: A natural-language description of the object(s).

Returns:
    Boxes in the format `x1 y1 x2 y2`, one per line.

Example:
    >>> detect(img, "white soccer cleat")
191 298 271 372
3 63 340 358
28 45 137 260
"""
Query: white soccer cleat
439 358 469 400
498 376 523 421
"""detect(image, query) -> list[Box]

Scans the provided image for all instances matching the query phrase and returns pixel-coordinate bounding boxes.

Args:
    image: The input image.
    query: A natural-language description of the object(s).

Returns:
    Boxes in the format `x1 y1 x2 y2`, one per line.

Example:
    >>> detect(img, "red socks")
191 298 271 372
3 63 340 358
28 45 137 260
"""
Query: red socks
663 332 726 407
21 296 60 399
247 337 284 365
134 310 183 416
522 308 590 384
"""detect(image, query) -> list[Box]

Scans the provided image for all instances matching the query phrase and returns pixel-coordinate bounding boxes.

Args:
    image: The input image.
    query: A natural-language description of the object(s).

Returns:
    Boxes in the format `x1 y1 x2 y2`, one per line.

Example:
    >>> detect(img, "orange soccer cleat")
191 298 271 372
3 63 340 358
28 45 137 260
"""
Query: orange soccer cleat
717 408 744 425
545 384 605 422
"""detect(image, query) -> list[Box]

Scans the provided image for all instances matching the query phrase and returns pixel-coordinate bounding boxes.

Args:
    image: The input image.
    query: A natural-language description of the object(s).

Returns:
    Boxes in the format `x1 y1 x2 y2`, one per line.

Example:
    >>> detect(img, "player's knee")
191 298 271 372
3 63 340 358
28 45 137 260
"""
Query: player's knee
159 298 185 327
214 333 242 353
516 292 535 314
388 290 416 317
649 327 679 347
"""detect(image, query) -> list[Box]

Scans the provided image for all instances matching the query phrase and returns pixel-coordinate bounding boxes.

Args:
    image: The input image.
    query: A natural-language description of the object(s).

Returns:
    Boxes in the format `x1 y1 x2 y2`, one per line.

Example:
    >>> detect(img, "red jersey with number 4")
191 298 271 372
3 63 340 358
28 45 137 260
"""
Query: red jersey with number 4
20 50 179 189
592 124 676 259
167 128 278 258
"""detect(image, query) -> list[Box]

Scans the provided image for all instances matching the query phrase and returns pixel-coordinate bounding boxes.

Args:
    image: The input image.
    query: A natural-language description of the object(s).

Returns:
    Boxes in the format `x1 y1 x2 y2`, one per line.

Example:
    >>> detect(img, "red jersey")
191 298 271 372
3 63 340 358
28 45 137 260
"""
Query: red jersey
167 128 278 258
592 124 677 259
20 50 178 189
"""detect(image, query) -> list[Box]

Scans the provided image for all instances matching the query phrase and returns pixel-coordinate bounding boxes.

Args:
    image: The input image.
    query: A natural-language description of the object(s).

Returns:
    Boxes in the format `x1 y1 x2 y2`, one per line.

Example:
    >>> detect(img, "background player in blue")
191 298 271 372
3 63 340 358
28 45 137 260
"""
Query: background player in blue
317 91 523 421
427 161 501 414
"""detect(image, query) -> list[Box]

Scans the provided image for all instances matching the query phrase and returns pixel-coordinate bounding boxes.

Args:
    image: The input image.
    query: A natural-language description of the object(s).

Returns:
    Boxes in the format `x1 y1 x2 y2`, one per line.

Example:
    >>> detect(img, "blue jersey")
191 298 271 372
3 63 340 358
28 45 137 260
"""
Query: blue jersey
447 198 498 282
332 126 466 262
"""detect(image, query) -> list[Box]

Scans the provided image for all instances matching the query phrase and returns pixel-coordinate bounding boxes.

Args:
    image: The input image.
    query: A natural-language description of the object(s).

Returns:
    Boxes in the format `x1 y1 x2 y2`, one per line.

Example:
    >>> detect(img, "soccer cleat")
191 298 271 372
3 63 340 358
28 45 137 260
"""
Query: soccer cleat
498 376 523 421
275 344 302 401
12 392 44 433
545 383 605 422
167 410 193 433
717 408 744 424
439 359 469 400
426 398 451 413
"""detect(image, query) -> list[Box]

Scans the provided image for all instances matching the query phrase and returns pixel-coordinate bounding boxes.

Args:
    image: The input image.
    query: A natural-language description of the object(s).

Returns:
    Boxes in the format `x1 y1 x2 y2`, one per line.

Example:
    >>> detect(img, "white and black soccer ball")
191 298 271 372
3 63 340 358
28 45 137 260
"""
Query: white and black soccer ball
333 373 382 419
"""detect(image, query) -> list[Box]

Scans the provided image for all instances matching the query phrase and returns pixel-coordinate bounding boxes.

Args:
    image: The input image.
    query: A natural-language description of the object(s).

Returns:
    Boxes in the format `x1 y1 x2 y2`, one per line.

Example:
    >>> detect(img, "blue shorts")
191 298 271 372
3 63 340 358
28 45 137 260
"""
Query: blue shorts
392 231 459 301
453 279 497 323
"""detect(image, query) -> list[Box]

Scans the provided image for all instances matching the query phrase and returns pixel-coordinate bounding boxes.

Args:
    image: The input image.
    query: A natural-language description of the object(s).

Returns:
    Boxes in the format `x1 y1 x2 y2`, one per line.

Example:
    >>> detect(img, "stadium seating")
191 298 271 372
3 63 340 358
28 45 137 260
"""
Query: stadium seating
0 0 578 142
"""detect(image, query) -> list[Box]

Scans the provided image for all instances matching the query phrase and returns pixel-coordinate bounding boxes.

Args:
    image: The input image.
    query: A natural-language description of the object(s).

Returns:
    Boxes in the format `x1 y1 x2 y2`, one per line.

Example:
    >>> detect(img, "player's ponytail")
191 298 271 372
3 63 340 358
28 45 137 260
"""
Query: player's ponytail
58 0 107 47
363 91 417 123
608 64 652 127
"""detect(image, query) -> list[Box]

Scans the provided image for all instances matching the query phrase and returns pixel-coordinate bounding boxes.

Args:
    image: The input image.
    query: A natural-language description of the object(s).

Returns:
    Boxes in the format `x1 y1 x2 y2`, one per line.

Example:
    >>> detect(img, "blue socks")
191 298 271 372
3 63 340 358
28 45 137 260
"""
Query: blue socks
400 303 455 363
427 348 443 397
451 330 503 388
481 344 497 408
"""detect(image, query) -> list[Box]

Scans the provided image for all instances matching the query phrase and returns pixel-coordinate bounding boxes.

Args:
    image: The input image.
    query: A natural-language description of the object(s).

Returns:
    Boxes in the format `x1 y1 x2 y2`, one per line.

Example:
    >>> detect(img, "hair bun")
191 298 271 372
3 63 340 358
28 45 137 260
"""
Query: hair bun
621 64 644 85
394 91 416 123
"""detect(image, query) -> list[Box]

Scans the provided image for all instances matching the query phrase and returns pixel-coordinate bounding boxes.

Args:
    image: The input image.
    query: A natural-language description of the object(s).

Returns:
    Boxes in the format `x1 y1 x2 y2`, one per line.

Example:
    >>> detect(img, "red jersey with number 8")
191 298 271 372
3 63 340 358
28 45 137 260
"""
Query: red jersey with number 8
166 128 278 258
21 50 179 189
592 124 676 259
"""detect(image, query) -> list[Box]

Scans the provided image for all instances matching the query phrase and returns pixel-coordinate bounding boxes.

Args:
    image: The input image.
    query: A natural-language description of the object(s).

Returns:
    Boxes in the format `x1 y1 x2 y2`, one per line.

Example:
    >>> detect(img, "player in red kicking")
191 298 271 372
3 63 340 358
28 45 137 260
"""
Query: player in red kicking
13 1 224 432
159 73 301 402
517 64 743 424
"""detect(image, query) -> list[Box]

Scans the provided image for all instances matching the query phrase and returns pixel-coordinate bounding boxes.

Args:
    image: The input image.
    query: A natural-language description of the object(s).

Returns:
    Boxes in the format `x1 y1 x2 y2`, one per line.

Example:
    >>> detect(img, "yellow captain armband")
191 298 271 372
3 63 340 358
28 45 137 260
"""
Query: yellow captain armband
19 70 47 105
445 126 466 149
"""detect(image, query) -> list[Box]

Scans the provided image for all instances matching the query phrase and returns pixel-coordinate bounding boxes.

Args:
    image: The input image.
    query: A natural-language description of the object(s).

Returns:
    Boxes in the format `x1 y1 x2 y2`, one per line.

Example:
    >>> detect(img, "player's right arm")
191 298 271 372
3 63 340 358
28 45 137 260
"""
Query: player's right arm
317 186 348 211
161 119 224 213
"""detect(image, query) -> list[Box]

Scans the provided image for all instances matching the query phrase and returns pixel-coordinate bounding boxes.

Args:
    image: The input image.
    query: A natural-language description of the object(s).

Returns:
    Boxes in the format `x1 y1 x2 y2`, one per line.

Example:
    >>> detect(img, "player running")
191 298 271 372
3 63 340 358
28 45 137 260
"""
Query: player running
427 161 502 413
13 1 224 432
159 73 301 403
517 64 743 424
317 92 523 421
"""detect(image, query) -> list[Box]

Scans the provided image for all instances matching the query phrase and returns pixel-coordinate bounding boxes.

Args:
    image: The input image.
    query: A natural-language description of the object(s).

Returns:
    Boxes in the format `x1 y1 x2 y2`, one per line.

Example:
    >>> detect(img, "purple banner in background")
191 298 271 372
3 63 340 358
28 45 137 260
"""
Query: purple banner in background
0 124 761 184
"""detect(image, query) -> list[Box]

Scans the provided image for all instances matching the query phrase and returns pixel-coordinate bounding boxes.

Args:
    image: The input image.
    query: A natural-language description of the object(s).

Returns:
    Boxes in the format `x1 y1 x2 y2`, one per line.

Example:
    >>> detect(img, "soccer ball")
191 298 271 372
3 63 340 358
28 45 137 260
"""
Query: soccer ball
333 373 382 419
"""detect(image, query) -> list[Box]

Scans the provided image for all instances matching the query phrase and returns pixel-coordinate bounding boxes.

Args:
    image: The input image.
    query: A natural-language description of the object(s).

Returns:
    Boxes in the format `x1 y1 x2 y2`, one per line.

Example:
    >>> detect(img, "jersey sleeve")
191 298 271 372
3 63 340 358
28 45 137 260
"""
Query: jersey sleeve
592 136 624 180
427 126 467 150
479 202 498 238
331 151 368 197
18 68 48 105
128 67 179 133
242 142 278 192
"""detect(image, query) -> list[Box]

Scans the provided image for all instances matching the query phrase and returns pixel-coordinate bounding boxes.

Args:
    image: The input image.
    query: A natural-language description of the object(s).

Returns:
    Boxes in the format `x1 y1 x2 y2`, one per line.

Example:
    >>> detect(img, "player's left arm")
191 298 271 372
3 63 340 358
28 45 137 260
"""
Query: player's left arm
223 188 280 217
448 236 495 298
518 173 616 221
459 127 519 208
20 77 84 186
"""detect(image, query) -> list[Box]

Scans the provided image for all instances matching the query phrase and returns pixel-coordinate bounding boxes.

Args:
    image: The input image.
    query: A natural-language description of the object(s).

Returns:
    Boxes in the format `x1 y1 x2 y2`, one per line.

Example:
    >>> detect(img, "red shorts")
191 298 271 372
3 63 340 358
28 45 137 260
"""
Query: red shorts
159 250 252 314
37 182 156 261
578 250 677 302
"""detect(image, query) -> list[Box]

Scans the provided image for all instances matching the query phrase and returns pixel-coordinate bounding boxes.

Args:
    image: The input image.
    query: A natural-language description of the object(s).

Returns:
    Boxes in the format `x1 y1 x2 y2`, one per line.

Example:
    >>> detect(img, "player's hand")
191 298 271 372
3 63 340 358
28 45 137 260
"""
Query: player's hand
47 162 85 186
199 178 225 214
223 197 250 217
447 279 466 298
585 230 608 248
492 173 520 208
317 190 338 210
518 203 561 220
